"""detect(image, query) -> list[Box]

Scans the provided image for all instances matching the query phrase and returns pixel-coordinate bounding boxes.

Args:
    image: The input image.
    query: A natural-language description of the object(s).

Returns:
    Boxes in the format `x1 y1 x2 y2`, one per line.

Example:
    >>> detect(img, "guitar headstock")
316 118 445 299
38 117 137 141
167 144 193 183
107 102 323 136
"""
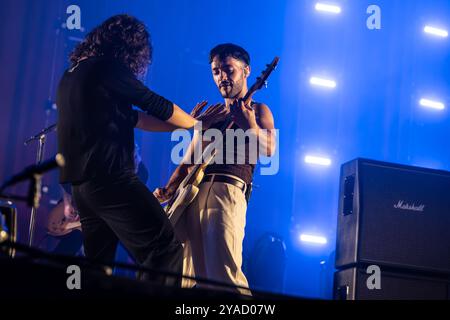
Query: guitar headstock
245 56 280 102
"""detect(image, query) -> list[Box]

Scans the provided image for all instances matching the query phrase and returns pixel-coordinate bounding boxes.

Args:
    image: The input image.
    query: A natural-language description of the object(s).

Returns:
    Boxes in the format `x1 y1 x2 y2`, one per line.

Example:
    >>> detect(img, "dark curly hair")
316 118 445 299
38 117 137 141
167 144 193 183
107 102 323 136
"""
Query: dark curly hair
209 43 250 66
70 14 152 77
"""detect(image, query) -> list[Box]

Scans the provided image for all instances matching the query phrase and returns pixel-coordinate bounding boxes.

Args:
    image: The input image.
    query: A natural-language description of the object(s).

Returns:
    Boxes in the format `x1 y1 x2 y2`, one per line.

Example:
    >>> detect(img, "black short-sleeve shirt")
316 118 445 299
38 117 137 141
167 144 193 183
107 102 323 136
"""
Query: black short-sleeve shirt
56 57 174 183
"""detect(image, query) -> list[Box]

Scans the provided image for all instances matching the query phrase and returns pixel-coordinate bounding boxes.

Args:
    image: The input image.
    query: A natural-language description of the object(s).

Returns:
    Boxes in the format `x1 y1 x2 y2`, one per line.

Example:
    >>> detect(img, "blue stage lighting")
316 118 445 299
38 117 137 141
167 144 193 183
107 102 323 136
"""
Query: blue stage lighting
310 76 337 89
300 234 328 245
304 155 332 166
419 98 445 110
424 25 448 38
315 2 342 14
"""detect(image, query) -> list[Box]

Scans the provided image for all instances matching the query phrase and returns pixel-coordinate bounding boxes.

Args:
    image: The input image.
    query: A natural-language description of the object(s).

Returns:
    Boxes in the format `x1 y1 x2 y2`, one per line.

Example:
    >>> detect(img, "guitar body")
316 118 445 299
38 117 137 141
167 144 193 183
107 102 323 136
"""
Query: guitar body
166 166 205 226
47 202 82 237
166 184 199 225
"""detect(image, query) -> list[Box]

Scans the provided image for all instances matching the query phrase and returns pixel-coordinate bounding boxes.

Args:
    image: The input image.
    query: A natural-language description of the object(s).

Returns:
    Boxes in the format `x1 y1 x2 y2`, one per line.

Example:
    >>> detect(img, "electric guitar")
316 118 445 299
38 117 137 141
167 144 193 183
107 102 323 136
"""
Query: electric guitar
47 201 81 237
164 56 280 226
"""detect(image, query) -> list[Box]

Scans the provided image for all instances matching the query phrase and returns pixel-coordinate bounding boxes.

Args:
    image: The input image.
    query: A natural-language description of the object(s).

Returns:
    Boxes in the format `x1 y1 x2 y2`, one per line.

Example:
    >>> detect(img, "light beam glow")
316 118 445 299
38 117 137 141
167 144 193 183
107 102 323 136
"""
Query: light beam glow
304 155 332 166
424 25 448 38
315 3 342 14
300 234 328 245
419 98 445 110
310 76 337 89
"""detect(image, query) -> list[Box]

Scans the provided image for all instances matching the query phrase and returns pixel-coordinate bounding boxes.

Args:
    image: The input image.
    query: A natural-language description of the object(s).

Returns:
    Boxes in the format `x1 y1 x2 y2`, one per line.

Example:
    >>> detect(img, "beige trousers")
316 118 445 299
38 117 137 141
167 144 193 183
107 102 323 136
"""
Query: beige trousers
175 174 250 295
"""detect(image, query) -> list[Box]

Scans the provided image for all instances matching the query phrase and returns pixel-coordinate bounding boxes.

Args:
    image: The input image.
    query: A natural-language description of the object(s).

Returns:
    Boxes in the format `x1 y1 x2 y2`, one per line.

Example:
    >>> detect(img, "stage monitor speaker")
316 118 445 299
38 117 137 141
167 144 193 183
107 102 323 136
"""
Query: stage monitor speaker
335 158 450 275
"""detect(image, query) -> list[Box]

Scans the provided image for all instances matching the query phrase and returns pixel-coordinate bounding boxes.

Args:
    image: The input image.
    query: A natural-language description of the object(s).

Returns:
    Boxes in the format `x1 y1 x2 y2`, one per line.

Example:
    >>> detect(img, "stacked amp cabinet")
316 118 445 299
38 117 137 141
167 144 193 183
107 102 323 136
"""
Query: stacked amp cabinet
334 158 450 300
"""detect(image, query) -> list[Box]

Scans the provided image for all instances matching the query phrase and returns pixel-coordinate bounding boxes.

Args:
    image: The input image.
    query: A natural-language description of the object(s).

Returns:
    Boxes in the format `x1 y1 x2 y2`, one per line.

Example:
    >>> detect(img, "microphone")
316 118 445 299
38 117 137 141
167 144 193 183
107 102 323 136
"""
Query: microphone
0 154 65 192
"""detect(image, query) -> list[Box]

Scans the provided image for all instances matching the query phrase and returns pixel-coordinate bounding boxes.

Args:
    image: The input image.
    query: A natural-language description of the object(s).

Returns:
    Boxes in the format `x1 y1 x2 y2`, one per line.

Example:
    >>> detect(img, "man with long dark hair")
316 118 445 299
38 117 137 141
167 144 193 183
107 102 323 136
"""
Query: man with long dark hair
56 14 226 286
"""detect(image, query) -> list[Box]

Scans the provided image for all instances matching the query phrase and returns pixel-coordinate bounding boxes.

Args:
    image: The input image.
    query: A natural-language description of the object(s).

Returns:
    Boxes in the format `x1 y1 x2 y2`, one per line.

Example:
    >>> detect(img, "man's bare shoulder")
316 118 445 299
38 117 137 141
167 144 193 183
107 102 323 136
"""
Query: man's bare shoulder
252 102 272 118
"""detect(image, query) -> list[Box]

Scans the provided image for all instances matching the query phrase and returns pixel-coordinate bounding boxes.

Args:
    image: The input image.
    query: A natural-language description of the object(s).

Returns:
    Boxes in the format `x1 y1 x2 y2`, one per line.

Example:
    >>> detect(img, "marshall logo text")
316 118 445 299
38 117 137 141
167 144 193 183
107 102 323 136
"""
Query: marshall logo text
393 200 425 212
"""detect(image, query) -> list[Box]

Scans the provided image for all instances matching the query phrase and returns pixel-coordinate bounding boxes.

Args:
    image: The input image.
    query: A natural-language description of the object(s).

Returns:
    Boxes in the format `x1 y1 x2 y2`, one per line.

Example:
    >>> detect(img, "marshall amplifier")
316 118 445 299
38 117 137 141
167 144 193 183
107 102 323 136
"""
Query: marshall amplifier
334 266 450 300
335 158 450 275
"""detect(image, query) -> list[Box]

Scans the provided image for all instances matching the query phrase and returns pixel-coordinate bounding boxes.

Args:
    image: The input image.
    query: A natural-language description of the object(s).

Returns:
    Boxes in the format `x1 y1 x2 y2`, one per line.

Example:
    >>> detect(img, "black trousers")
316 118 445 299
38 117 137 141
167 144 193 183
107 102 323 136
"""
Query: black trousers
72 172 182 287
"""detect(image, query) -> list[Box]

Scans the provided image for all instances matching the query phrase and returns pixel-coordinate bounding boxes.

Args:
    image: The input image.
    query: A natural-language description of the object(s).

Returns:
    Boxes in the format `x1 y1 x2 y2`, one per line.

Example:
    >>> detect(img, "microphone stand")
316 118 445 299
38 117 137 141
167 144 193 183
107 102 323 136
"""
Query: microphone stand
23 123 56 247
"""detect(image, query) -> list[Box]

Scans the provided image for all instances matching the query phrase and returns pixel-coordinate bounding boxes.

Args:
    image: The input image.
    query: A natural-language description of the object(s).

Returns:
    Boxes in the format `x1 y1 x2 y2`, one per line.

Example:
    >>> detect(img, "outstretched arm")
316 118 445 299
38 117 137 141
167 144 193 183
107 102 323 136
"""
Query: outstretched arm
135 104 197 132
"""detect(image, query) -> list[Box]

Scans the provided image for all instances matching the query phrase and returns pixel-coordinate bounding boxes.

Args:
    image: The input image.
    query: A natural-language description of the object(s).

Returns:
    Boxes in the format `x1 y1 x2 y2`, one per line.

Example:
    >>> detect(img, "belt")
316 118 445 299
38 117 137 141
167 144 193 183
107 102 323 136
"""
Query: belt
201 174 246 192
